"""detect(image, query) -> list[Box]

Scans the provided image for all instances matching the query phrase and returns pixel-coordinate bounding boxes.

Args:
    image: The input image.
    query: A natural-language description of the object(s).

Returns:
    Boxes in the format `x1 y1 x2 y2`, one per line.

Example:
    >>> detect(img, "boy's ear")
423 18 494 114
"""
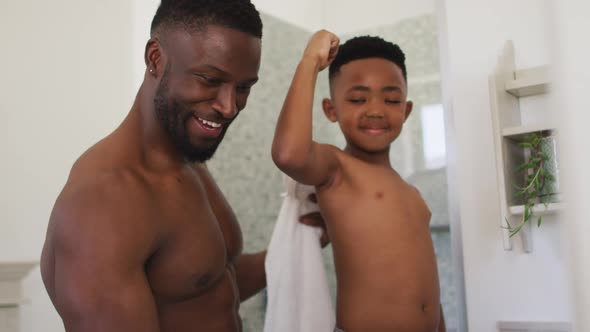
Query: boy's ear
404 100 414 121
322 98 338 122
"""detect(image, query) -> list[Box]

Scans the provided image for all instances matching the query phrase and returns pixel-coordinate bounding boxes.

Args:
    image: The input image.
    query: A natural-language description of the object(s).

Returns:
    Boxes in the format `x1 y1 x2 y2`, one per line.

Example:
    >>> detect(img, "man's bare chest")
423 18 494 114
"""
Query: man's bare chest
143 174 242 302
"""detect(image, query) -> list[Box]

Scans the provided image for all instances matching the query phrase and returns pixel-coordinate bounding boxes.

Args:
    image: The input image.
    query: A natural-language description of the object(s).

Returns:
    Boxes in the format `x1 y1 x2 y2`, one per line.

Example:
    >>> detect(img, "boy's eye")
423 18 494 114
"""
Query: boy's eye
348 99 366 104
385 100 401 104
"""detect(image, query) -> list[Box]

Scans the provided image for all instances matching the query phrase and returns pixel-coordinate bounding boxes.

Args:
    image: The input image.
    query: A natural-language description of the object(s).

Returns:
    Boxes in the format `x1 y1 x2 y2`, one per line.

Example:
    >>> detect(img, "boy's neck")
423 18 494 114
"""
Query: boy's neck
344 144 392 168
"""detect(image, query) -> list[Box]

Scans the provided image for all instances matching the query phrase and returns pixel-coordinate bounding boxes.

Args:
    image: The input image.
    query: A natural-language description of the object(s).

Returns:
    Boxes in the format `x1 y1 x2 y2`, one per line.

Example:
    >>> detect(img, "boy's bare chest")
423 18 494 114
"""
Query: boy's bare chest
318 163 430 227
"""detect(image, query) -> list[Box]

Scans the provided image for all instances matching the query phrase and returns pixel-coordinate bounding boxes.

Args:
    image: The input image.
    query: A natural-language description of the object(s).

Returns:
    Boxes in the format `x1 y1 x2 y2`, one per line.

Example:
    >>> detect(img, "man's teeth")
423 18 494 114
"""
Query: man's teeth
199 118 222 128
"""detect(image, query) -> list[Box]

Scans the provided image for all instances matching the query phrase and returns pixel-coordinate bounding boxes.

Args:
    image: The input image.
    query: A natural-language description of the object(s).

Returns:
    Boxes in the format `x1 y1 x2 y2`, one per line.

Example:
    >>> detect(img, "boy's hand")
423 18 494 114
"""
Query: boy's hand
303 30 340 71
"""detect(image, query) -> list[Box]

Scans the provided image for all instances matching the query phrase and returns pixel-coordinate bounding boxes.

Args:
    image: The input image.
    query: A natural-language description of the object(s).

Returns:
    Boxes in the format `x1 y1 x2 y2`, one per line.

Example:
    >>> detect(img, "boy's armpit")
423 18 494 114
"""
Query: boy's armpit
307 142 342 188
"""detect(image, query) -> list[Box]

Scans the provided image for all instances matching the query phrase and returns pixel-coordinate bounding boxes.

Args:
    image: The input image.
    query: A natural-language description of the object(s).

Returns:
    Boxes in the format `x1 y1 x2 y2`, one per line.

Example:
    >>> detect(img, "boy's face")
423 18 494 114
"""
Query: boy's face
324 58 412 154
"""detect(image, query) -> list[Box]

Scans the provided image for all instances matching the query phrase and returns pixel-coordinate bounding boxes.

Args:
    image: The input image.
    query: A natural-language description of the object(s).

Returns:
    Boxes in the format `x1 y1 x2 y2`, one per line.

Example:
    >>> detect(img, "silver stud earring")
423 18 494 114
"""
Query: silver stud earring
149 68 154 73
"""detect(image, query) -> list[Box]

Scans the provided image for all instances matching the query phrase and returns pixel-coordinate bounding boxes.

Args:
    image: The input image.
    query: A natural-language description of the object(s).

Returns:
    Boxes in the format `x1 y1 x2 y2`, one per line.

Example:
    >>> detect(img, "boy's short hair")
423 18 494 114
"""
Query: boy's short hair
329 36 407 82
151 0 263 39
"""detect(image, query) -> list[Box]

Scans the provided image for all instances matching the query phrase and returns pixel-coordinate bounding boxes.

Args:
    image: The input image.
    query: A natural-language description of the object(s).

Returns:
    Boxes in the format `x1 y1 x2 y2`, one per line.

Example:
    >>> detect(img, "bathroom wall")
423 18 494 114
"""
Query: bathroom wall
251 0 435 36
0 1 136 332
552 1 590 330
437 0 573 330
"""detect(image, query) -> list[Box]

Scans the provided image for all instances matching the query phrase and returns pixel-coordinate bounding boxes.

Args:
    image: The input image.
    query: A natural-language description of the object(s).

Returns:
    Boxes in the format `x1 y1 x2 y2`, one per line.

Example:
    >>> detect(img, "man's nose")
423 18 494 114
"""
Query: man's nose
212 85 238 119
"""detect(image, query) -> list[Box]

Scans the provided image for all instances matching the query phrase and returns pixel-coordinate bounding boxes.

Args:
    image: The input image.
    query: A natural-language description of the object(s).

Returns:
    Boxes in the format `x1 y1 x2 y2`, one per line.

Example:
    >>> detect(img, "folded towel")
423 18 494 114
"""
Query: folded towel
263 175 335 332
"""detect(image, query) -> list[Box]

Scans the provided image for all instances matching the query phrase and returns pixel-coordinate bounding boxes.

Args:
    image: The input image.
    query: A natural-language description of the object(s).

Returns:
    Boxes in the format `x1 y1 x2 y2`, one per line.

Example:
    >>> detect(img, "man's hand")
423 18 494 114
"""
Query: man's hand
303 30 340 71
299 194 330 248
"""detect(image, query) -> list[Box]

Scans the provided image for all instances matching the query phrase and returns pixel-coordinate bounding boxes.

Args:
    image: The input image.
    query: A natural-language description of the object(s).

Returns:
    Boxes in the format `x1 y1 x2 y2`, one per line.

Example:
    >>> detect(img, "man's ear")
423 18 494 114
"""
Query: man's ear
145 38 164 76
404 100 414 121
322 98 338 123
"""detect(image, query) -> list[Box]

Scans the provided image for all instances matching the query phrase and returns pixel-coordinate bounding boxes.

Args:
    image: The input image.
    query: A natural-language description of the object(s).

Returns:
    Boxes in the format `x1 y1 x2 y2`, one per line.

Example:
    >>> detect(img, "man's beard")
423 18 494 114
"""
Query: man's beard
153 70 227 163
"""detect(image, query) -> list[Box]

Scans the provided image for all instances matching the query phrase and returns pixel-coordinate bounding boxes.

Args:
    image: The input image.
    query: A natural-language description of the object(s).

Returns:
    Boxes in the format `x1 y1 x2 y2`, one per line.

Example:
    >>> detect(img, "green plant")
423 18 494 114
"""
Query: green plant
505 132 556 237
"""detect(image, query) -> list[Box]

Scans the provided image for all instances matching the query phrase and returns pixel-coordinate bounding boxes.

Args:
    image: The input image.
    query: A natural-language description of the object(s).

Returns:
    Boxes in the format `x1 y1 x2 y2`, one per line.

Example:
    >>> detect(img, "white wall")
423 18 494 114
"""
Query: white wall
438 0 572 331
552 1 590 331
0 1 135 331
132 0 160 89
252 0 434 35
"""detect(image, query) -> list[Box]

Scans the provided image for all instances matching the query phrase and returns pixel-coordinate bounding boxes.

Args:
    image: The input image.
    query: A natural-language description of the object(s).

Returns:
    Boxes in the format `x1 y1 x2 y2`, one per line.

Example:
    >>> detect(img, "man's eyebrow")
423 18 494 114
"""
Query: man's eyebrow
199 64 229 76
196 64 259 84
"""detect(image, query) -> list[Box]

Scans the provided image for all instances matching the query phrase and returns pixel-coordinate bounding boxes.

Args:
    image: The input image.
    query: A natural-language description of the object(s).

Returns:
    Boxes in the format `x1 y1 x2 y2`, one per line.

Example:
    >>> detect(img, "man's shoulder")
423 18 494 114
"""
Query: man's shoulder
50 168 157 248
62 167 151 212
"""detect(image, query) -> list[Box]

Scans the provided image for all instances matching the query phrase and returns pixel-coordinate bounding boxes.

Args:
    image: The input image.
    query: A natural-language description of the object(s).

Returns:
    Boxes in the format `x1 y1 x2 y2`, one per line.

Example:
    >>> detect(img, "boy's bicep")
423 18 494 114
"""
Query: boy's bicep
291 142 340 187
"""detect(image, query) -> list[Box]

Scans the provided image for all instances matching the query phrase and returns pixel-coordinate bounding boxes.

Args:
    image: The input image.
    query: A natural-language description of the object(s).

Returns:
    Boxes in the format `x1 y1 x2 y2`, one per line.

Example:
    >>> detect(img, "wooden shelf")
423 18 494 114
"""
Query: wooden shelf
505 65 551 97
497 321 571 332
0 299 24 307
509 203 564 215
502 125 555 138
489 42 556 253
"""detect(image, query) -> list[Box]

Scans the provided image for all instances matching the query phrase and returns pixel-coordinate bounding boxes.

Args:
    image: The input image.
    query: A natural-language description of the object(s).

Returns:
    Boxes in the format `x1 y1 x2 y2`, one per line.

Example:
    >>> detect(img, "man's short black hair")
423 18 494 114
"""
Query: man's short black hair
329 36 407 82
151 0 263 39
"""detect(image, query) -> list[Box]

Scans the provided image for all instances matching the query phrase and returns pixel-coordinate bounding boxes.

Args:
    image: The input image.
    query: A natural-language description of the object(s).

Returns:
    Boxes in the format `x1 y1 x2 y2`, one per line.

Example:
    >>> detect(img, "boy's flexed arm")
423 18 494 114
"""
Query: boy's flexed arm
272 30 340 186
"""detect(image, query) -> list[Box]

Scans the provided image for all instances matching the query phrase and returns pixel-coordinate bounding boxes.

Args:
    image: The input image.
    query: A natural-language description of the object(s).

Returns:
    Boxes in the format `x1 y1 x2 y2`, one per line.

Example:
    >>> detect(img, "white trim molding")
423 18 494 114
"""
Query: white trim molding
0 262 38 332
0 262 38 307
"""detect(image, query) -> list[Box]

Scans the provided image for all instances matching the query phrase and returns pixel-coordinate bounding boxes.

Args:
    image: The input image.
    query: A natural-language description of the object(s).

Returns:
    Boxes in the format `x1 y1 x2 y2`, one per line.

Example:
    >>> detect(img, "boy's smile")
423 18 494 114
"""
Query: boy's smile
324 57 413 155
359 117 391 136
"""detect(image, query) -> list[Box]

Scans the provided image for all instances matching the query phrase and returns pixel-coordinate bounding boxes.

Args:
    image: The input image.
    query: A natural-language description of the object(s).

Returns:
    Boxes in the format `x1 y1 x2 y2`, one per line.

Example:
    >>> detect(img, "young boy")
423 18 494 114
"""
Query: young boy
272 30 445 332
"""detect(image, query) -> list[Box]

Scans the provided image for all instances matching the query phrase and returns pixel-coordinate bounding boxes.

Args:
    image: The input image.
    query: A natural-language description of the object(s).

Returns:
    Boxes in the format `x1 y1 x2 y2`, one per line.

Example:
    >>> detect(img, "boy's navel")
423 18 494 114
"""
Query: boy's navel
375 191 384 199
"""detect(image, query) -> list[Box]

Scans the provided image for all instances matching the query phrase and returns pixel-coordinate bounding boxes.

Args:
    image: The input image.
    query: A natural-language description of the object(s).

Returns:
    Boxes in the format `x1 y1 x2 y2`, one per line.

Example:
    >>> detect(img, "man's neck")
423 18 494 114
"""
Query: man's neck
120 84 187 173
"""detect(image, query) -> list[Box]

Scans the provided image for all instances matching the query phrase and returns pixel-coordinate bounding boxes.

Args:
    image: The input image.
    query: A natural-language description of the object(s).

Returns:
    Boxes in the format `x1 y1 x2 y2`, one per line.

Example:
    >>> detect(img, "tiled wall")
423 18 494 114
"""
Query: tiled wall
208 13 457 332
207 14 318 331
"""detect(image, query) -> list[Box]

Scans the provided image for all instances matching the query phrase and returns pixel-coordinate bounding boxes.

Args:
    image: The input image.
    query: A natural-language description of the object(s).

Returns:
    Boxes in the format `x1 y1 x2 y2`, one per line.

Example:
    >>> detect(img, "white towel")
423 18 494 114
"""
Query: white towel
263 175 335 332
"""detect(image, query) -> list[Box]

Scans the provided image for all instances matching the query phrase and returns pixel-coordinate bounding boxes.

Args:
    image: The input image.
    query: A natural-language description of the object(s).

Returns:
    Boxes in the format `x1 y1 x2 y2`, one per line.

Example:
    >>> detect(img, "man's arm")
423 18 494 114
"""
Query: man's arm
50 175 160 331
234 251 266 302
271 30 341 187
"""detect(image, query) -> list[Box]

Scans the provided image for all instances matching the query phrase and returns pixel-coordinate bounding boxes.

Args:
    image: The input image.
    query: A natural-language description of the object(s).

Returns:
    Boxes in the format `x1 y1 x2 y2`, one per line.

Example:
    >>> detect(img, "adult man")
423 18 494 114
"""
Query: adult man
40 1 322 331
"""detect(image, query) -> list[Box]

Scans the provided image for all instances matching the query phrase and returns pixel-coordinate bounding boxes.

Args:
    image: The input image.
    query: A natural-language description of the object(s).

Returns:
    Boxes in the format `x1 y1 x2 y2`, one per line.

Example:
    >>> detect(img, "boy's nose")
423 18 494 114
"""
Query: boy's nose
365 107 384 118
365 98 386 118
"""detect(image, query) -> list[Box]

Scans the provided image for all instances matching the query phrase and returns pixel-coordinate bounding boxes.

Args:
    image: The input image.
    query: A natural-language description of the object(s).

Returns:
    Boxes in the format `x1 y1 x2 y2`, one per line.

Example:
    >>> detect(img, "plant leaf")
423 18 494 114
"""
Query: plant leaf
516 163 531 173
